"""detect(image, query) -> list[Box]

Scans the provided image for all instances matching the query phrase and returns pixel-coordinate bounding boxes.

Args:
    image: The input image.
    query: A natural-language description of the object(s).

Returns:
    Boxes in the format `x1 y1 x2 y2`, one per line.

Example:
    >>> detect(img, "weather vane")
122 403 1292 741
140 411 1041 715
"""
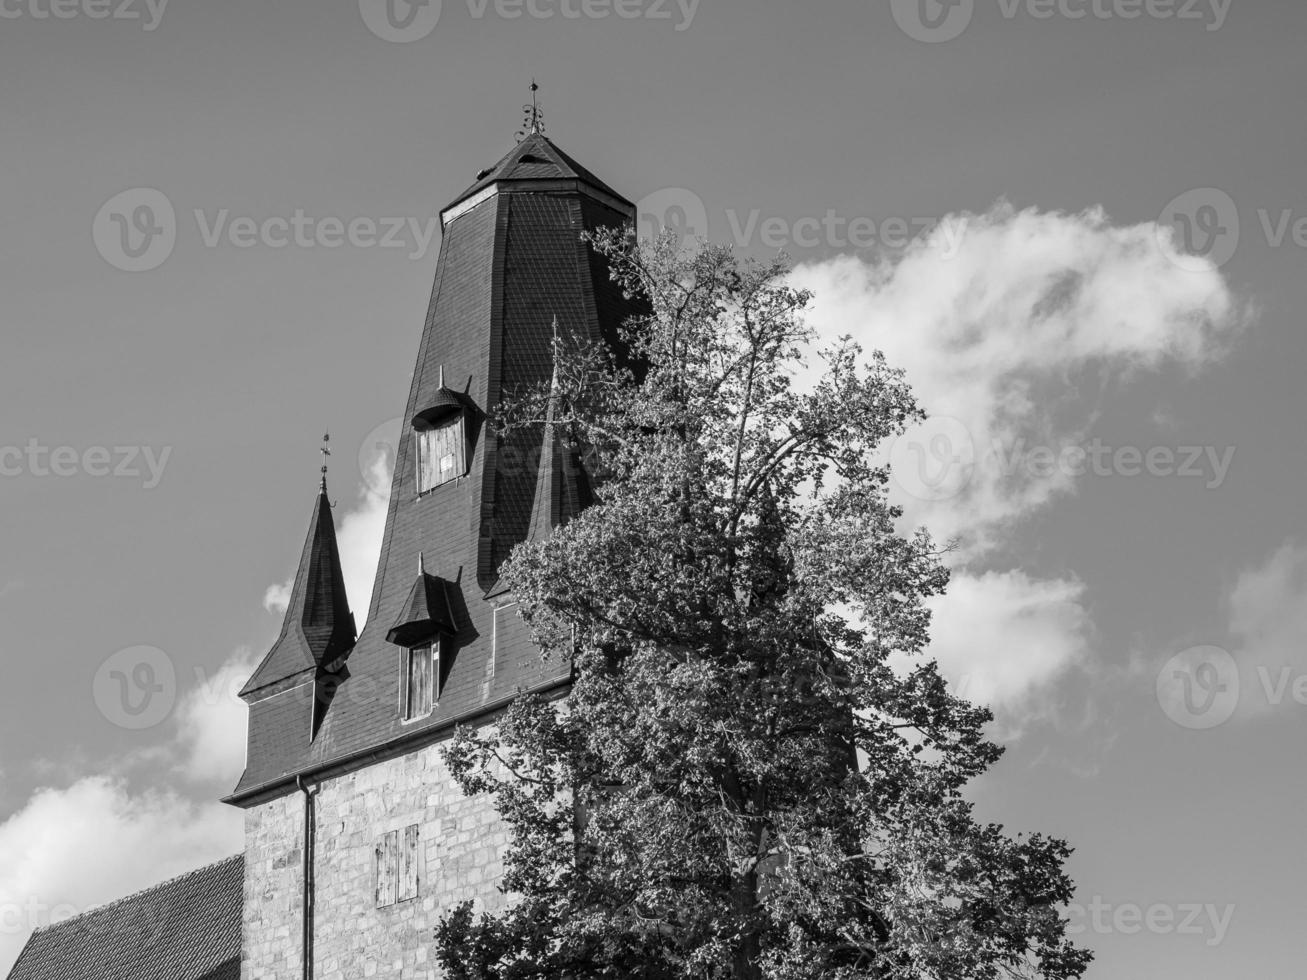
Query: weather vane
516 79 544 141
319 432 333 502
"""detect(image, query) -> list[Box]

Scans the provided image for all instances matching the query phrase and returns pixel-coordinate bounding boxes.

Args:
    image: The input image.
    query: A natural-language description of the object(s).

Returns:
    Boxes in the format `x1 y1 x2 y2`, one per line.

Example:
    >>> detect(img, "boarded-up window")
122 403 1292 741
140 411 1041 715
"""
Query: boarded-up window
415 417 465 494
375 824 420 907
402 642 440 721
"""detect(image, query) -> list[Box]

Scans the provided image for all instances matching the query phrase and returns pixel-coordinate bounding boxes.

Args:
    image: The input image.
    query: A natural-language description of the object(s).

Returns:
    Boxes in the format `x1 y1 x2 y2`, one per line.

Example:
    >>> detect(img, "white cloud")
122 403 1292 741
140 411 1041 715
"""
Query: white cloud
914 570 1092 727
791 204 1245 730
0 777 242 975
261 580 292 615
791 203 1247 552
1225 541 1307 720
337 452 392 629
172 648 259 787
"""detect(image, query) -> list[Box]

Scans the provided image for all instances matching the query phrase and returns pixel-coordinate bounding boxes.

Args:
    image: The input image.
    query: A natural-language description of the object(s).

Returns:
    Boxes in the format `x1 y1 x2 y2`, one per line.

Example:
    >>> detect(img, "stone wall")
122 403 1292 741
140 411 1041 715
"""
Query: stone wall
242 724 511 980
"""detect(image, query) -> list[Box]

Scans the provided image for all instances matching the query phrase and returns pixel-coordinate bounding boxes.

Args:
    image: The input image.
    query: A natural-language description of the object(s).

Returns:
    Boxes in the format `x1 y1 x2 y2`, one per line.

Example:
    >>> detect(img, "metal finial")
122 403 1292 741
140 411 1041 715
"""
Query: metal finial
516 80 543 141
418 550 425 575
319 432 331 492
438 364 445 389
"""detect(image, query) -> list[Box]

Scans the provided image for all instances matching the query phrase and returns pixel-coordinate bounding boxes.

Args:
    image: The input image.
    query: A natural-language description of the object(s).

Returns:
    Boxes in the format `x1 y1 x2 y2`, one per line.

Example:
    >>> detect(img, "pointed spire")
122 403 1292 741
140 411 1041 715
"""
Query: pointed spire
524 315 589 545
239 454 357 696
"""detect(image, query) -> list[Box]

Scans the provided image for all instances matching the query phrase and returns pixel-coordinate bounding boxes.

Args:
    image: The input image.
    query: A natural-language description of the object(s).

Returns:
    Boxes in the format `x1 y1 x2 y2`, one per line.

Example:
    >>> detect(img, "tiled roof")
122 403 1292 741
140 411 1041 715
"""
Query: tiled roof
447 133 630 212
6 855 242 980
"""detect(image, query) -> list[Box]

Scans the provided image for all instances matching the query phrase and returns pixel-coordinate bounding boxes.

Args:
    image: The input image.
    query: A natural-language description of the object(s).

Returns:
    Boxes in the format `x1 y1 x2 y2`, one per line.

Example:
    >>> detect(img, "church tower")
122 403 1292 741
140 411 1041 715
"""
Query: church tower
226 110 640 979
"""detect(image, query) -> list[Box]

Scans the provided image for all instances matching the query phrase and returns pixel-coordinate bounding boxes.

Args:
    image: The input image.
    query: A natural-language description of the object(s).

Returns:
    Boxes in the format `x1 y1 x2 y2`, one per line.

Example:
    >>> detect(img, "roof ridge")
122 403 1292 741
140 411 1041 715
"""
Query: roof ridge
28 853 243 934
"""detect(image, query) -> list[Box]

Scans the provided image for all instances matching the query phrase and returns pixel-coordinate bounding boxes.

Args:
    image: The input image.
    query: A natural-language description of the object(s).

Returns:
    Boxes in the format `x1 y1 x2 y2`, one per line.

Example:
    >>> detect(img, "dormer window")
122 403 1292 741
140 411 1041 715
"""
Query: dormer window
412 380 473 495
387 569 458 723
415 416 465 494
402 640 441 722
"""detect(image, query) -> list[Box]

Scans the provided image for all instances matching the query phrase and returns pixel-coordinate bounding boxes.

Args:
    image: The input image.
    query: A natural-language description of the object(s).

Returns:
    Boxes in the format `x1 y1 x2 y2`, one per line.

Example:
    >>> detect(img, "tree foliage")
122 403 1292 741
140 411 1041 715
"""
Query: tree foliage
435 232 1092 980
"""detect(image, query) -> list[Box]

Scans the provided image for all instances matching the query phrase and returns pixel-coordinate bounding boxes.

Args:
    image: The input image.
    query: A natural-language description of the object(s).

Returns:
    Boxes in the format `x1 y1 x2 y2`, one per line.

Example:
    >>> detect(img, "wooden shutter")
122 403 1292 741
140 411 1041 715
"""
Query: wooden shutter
375 830 399 907
415 417 465 493
434 418 464 484
399 824 420 902
405 646 433 721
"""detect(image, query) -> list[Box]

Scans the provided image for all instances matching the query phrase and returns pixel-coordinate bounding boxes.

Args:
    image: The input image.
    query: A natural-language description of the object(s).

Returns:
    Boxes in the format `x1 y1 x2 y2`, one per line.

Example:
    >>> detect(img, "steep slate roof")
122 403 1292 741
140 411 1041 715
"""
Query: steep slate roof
228 133 644 805
448 132 630 214
5 855 242 980
240 484 356 696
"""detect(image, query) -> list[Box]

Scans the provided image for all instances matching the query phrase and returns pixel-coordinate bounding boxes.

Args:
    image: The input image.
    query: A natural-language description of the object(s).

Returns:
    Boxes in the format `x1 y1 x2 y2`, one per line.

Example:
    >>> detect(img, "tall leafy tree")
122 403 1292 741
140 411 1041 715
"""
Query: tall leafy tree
436 231 1091 980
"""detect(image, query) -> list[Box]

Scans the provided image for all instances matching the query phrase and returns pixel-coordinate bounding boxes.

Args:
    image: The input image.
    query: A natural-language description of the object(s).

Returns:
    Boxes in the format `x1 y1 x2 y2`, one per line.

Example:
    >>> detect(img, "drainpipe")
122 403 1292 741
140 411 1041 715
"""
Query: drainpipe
296 775 315 980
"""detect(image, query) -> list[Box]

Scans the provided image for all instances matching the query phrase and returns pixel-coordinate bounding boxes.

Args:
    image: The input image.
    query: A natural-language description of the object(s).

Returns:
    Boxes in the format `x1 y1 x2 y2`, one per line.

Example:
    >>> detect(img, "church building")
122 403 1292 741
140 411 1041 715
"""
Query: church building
7 110 640 980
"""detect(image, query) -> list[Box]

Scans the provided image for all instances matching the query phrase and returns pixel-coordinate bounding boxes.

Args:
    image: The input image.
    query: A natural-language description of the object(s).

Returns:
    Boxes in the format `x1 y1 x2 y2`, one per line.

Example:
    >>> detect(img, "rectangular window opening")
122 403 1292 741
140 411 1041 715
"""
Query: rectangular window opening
416 417 466 494
402 641 441 722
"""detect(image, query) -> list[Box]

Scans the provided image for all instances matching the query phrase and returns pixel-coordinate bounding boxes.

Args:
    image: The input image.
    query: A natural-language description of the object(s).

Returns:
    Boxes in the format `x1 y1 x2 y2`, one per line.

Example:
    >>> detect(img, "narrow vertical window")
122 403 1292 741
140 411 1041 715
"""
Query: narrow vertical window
402 641 441 721
416 416 465 494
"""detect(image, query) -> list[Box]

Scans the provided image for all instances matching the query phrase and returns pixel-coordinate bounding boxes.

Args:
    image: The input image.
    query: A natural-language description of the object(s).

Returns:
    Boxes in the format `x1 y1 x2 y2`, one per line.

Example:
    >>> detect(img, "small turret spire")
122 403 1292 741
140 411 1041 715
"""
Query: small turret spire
516 80 544 142
549 314 561 380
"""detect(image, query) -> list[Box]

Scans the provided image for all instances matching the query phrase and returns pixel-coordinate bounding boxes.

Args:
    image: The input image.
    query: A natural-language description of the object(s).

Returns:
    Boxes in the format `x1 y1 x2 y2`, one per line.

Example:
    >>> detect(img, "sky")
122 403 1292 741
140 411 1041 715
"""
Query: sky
1 0 1305 975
